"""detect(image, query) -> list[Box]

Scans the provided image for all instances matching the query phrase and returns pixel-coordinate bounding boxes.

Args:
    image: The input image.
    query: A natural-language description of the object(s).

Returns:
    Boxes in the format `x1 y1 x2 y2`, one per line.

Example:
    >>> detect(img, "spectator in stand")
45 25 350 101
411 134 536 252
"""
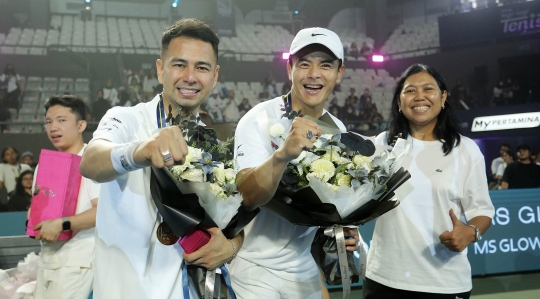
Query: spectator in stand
6 169 33 212
491 144 510 178
346 87 359 107
492 81 503 106
206 89 226 122
92 90 111 122
263 71 275 91
367 106 384 130
501 144 540 189
343 105 357 131
142 67 159 102
349 42 360 58
0 147 32 209
237 98 252 117
363 98 376 118
0 64 23 112
103 78 119 106
124 68 140 87
359 87 371 110
127 78 141 105
502 77 513 105
360 41 372 57
328 97 341 116
214 75 229 99
223 90 240 122
116 87 132 107
491 150 514 189
20 151 34 170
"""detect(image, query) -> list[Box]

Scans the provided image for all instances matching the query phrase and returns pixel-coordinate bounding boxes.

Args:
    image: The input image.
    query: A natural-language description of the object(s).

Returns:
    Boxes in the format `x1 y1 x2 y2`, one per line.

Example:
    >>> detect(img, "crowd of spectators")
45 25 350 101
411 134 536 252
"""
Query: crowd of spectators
328 87 385 132
488 143 540 190
448 75 529 110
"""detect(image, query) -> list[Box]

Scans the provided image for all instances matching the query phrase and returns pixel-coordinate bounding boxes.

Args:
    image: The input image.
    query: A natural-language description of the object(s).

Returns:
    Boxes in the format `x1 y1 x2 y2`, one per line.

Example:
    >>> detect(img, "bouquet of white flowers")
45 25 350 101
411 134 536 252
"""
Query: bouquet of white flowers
150 112 258 299
266 122 410 227
260 106 410 299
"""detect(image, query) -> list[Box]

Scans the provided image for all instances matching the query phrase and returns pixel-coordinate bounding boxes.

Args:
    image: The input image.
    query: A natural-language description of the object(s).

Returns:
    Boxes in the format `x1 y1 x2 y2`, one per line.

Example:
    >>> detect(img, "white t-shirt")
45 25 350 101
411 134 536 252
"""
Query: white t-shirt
491 156 503 177
0 73 20 92
90 94 191 299
232 96 346 281
0 163 32 194
206 95 226 122
37 145 101 269
366 132 495 294
103 87 119 106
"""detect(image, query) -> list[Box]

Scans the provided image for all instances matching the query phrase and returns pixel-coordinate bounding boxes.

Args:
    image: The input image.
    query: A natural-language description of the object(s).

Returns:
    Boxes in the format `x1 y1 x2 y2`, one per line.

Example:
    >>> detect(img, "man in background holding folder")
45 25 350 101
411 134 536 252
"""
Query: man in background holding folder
31 95 100 299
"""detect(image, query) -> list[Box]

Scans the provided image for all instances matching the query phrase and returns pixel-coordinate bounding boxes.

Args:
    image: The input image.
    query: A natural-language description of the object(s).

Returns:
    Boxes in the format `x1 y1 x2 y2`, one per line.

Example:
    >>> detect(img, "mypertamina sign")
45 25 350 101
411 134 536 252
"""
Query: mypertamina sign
471 112 540 132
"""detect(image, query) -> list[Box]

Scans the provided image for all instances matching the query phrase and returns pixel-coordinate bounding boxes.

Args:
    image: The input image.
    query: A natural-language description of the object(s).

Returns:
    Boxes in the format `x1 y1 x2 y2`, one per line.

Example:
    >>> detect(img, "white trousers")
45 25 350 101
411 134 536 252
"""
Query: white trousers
34 265 93 299
229 257 322 299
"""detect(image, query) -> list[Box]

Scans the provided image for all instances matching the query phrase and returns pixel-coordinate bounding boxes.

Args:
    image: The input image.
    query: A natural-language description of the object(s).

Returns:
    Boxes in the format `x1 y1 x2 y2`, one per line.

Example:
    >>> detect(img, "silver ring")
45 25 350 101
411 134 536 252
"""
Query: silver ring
161 150 173 162
306 130 314 139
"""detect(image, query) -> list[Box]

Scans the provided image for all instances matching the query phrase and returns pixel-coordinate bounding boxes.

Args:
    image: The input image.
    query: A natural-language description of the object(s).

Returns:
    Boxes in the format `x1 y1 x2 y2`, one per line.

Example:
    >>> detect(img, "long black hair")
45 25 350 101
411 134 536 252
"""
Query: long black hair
386 63 461 155
14 169 33 195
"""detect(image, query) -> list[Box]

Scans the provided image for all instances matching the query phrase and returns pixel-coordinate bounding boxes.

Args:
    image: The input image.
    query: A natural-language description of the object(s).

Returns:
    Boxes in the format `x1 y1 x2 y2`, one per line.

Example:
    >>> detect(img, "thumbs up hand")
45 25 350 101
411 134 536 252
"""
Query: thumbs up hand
439 209 476 252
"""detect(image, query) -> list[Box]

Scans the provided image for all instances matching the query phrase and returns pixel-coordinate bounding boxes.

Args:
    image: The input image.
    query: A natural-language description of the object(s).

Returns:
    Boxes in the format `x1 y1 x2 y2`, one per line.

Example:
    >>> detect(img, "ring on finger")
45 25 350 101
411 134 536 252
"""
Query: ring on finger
161 150 173 162
306 130 314 139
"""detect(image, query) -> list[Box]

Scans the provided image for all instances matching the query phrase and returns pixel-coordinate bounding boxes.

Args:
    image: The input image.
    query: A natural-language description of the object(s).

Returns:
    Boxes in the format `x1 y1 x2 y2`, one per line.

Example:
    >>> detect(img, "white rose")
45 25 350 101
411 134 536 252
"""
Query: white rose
306 171 334 183
213 167 226 185
170 163 192 177
180 168 204 182
188 147 203 161
353 155 373 171
209 183 227 200
269 123 285 138
224 168 236 183
336 173 352 187
307 159 335 182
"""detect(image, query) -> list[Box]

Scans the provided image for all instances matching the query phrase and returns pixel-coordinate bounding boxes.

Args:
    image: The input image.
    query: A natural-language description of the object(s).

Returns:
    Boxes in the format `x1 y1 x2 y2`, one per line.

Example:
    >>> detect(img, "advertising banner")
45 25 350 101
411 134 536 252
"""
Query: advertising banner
439 1 540 47
214 0 236 37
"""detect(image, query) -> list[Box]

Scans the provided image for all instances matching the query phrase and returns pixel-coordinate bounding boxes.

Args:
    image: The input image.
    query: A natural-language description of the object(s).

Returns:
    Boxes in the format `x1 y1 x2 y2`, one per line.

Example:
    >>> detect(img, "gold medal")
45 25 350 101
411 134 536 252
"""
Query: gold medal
156 222 179 245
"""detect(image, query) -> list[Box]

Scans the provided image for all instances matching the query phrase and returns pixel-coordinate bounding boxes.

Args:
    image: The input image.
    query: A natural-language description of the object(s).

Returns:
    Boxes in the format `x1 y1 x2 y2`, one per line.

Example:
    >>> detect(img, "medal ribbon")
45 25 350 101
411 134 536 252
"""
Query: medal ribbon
282 92 294 119
182 262 236 299
157 94 167 128
323 225 353 299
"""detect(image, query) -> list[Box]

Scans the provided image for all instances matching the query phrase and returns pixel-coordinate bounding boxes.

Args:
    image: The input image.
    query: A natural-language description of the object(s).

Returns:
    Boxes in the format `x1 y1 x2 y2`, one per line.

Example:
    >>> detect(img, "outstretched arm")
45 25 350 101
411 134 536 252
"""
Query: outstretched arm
80 126 188 182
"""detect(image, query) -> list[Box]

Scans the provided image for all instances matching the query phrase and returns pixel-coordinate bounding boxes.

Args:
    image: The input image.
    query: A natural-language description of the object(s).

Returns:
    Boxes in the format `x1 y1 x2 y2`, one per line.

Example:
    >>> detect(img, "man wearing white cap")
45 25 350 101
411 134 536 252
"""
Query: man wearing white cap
231 28 359 298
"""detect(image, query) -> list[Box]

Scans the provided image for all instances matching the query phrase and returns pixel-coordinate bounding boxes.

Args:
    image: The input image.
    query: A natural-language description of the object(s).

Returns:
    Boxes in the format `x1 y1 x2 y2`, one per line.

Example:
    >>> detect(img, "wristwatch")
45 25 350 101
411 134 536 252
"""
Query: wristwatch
468 224 481 242
62 217 71 231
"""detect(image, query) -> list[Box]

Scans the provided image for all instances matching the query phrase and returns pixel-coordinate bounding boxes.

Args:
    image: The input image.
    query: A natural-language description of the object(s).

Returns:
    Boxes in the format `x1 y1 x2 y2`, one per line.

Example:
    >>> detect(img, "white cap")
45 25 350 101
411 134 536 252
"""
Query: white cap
289 27 344 61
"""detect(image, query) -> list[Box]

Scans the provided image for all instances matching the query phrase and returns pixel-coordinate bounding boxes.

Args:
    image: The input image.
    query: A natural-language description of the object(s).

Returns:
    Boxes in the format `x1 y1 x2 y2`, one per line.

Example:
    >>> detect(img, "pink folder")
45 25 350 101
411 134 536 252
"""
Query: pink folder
26 149 82 240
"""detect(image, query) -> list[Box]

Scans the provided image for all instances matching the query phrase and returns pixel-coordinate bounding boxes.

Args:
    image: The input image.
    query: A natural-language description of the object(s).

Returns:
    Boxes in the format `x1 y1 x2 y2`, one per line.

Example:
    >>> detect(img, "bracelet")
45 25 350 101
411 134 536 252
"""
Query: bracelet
468 224 481 242
110 140 144 174
228 239 237 263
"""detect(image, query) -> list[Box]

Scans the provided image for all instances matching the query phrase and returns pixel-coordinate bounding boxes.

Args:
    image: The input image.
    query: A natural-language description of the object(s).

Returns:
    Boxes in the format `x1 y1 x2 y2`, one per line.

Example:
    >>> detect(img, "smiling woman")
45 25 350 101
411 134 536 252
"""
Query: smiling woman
387 63 460 154
363 64 495 299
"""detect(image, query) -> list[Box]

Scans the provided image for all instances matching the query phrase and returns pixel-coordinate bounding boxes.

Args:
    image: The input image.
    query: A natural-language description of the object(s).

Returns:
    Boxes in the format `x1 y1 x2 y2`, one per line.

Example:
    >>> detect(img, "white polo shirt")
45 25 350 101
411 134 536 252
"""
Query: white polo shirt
90 95 194 299
233 96 346 282
366 132 495 293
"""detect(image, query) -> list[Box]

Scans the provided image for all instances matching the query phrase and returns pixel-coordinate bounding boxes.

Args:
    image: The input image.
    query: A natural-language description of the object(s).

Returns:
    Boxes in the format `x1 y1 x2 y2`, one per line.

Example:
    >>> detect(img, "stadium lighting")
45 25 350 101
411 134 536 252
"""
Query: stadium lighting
372 55 384 62
85 0 91 3
282 53 290 60
172 0 178 8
